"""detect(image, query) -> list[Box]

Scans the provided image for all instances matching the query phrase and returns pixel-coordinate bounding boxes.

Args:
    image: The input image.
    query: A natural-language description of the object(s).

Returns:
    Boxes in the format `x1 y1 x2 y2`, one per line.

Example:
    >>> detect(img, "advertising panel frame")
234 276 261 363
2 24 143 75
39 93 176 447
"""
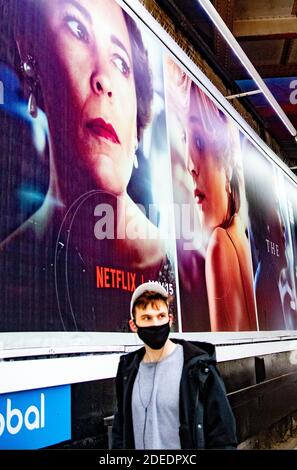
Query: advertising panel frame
1 0 297 369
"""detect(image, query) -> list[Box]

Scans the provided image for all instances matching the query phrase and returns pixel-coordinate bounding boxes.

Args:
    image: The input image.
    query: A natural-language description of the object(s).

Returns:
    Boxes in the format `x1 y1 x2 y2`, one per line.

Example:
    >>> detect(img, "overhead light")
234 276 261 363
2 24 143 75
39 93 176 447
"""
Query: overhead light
198 0 297 138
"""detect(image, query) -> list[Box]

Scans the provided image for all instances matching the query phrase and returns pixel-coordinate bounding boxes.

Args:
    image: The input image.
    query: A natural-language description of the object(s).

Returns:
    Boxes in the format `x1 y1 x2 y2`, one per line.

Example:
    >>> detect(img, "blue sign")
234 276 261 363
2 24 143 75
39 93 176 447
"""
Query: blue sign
236 77 297 108
0 385 71 449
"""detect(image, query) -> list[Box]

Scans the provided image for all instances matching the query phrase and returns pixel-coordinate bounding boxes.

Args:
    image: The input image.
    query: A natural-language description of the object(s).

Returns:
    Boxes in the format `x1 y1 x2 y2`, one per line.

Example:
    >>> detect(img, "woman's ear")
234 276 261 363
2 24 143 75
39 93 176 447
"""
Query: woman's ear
129 319 138 333
16 38 26 62
16 33 33 64
169 313 174 327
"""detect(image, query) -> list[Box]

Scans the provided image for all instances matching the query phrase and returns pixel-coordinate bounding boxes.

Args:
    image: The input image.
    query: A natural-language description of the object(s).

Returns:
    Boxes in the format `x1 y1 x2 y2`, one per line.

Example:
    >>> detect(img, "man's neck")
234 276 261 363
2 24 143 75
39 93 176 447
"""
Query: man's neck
143 339 176 363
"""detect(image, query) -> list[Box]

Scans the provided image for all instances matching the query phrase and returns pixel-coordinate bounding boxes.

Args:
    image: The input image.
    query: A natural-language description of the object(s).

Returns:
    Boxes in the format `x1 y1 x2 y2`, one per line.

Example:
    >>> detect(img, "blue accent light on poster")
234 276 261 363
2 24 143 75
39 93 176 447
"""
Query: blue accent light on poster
0 385 71 449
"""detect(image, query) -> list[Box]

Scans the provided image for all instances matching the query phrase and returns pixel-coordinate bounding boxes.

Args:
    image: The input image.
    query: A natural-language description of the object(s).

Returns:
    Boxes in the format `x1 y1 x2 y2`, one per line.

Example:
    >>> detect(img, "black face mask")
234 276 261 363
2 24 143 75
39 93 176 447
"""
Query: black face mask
135 322 170 350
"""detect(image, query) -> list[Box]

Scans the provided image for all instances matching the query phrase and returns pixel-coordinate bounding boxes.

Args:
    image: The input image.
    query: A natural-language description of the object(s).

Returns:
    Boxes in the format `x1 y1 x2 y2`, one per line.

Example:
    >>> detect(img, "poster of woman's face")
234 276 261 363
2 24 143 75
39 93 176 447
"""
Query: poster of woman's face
0 0 177 332
163 57 257 332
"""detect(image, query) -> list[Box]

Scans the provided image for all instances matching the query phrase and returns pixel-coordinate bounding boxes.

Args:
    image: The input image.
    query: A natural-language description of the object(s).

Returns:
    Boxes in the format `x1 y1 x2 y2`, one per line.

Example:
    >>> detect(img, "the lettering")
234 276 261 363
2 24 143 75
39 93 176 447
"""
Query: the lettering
94 204 114 240
0 81 3 105
289 79 297 105
0 394 45 436
96 266 136 292
265 239 280 256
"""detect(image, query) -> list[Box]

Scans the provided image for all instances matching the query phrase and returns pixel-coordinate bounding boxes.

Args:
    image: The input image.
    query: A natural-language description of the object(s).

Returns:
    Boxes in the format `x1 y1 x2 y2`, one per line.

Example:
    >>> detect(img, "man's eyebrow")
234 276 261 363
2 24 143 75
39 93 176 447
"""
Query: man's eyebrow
111 34 131 61
61 0 92 23
140 311 167 318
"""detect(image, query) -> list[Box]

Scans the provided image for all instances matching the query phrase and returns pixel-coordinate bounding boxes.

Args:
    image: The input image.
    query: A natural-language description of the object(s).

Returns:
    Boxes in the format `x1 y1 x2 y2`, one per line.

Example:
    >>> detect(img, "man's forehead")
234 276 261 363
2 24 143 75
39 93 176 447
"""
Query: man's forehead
135 301 168 316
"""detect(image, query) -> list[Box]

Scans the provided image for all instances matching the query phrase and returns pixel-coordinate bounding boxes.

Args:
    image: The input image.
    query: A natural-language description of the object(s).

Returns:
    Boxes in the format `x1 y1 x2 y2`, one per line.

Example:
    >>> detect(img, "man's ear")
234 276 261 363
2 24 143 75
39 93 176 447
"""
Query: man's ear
129 319 138 333
169 313 174 328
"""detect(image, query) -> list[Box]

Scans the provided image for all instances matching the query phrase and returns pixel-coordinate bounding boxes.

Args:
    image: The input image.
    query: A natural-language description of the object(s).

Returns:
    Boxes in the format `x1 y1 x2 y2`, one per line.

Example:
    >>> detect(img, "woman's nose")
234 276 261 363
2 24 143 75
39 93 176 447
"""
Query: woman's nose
91 71 112 98
190 167 199 179
187 157 199 179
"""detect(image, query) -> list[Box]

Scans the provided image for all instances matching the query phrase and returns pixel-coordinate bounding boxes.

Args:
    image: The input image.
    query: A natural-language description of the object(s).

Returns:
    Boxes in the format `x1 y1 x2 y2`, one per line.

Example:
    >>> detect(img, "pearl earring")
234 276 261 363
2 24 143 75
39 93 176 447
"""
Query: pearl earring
134 138 139 169
21 54 38 118
134 153 139 169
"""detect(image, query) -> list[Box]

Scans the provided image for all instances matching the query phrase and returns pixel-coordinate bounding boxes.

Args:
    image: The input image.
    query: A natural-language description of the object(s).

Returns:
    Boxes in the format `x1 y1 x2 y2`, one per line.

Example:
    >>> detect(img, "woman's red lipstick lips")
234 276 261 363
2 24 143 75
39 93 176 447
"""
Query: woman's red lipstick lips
194 189 205 204
87 118 120 144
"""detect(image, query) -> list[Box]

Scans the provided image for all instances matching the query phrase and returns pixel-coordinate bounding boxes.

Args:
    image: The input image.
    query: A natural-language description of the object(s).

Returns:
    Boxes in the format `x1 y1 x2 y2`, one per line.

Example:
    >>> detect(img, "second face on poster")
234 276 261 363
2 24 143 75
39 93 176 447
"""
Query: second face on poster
163 56 258 332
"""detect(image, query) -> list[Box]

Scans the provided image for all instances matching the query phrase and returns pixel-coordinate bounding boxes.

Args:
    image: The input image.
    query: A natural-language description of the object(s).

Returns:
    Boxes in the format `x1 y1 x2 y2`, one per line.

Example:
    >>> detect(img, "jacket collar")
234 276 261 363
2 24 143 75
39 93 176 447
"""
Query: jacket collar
170 338 216 365
121 338 216 369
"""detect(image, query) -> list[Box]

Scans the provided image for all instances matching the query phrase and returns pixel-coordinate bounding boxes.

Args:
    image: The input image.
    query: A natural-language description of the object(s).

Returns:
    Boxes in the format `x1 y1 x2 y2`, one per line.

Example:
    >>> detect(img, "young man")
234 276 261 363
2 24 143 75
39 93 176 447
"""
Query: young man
111 282 237 449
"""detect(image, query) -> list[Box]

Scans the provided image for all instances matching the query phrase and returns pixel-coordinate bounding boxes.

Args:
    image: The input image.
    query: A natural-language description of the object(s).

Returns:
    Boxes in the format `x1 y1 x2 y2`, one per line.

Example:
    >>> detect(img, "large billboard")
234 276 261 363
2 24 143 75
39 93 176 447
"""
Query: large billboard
0 0 178 333
0 0 297 337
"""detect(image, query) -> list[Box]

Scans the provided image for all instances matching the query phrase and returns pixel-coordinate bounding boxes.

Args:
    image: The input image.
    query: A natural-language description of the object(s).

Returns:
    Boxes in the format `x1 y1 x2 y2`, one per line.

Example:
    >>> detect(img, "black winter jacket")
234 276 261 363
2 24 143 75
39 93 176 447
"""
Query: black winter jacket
111 339 237 449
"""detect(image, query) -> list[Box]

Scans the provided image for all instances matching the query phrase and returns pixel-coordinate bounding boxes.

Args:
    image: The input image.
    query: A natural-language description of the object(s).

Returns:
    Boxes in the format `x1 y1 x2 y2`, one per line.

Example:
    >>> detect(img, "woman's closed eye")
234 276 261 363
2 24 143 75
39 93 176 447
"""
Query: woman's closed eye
65 15 89 43
112 54 131 78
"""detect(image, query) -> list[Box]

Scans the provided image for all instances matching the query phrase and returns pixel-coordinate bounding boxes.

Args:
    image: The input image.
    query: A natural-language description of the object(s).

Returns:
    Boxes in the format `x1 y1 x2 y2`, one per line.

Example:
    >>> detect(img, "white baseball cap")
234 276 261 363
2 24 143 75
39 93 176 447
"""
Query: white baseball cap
130 281 169 319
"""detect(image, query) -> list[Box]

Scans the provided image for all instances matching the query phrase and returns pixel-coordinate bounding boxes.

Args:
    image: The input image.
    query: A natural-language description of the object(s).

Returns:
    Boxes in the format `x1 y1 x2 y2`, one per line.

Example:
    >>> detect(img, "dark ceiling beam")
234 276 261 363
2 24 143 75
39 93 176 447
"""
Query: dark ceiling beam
154 0 296 161
280 39 294 65
233 17 297 40
213 0 234 69
155 0 271 139
156 0 239 88
237 33 297 41
292 1 297 16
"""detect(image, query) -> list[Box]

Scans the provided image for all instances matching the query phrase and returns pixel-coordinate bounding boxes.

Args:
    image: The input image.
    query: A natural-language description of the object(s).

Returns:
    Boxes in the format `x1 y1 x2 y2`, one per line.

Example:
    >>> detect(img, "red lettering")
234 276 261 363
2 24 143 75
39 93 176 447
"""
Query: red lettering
127 271 130 291
104 267 110 288
116 270 121 289
130 273 136 291
110 268 116 288
96 266 138 292
96 266 104 288
122 270 127 290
